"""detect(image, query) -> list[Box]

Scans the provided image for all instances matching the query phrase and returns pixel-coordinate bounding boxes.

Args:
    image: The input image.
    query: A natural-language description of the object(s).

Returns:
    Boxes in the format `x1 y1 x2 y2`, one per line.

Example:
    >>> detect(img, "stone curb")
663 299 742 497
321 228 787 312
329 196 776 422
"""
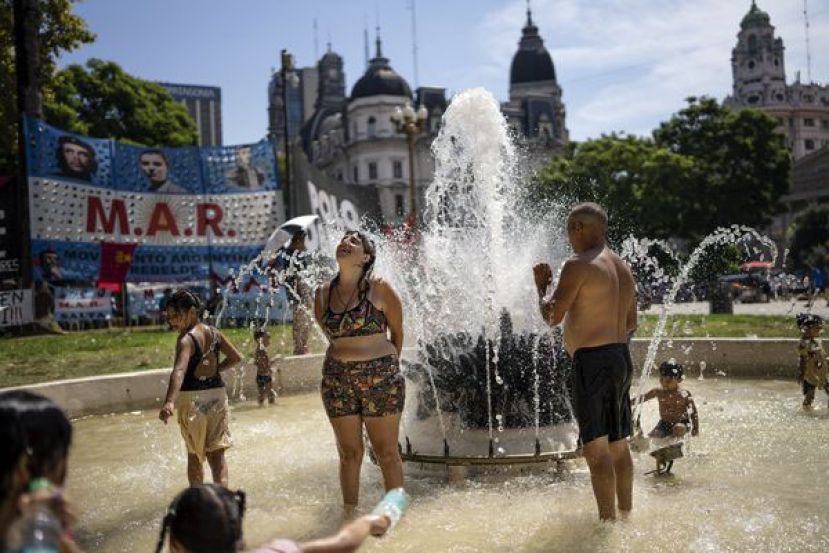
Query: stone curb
2 338 801 418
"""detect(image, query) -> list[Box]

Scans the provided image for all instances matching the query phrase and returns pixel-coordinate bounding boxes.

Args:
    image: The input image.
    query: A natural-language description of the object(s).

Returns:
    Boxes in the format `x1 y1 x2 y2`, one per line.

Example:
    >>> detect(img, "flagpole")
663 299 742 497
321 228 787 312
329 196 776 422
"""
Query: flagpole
120 283 127 327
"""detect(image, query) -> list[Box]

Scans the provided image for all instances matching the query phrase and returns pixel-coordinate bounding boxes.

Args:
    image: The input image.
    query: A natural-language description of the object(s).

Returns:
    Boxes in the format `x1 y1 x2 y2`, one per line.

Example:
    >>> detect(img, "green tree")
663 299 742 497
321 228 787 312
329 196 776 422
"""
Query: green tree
0 0 95 173
531 134 695 241
653 96 790 240
787 204 829 270
45 59 197 147
688 243 742 284
531 97 790 243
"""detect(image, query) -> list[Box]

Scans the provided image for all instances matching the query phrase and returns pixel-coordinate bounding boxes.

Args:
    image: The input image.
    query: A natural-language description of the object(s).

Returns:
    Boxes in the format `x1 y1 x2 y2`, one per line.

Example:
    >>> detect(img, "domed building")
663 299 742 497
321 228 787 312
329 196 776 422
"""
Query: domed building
724 1 829 160
276 5 568 224
500 4 569 155
296 33 447 224
723 1 829 243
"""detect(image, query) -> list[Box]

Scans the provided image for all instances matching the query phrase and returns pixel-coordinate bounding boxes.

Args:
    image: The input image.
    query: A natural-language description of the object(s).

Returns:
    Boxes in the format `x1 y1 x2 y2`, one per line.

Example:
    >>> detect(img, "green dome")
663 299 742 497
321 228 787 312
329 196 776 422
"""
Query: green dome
741 1 771 29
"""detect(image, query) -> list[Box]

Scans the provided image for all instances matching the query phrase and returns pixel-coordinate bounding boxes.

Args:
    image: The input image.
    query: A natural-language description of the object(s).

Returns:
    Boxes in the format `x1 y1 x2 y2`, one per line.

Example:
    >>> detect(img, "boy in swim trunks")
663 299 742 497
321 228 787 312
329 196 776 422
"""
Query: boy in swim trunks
796 313 828 410
254 329 277 406
638 361 699 439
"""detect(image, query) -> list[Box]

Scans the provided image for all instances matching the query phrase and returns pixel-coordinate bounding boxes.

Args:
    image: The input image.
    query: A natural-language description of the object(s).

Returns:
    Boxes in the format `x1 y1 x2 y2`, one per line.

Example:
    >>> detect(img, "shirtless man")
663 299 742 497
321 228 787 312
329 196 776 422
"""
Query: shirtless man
533 202 637 521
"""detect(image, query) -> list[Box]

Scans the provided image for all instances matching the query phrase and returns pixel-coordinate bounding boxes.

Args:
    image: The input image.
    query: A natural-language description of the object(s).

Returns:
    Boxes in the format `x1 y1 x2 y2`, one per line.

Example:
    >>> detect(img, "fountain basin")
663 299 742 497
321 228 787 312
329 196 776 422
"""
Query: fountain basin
66 378 829 553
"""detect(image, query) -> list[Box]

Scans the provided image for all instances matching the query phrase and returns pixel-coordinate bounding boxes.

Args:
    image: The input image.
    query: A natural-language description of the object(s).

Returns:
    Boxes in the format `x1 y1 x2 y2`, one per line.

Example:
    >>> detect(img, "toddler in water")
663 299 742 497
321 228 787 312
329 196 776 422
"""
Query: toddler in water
254 329 277 406
796 313 828 410
638 361 699 438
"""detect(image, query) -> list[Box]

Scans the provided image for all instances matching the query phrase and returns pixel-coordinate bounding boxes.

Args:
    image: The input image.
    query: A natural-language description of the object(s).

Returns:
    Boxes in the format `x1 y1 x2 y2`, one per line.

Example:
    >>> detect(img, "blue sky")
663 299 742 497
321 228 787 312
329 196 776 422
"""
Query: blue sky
61 0 829 145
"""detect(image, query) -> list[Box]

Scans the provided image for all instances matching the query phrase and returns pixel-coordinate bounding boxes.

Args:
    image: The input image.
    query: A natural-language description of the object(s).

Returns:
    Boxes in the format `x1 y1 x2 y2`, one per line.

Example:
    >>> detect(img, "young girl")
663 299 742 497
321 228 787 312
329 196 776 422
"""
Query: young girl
0 391 81 553
155 484 390 553
254 328 277 406
159 289 242 486
797 313 828 409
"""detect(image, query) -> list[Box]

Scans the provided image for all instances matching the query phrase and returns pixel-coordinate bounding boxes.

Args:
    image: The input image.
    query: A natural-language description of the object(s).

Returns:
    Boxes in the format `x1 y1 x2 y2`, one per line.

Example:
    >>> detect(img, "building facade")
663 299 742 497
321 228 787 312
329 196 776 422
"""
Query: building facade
501 6 569 160
275 5 567 223
724 1 829 160
298 36 439 223
267 68 315 152
157 82 222 146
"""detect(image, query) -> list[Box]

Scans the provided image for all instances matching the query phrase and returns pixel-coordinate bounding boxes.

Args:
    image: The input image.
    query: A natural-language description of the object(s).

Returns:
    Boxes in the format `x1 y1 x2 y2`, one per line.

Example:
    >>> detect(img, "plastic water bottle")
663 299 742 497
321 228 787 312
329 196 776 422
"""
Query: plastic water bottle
5 504 62 553
370 487 409 532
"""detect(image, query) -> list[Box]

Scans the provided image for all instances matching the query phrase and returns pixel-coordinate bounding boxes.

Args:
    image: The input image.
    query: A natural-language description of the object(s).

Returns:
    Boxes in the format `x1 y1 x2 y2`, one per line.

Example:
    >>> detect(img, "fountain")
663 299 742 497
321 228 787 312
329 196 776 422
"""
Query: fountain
216 89 785 469
209 88 580 467
370 89 579 464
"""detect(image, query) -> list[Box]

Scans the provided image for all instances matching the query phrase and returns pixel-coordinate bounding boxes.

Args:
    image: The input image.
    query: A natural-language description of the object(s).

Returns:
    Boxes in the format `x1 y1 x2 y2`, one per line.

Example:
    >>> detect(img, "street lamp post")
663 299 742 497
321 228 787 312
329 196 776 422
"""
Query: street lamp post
280 49 299 219
391 102 428 224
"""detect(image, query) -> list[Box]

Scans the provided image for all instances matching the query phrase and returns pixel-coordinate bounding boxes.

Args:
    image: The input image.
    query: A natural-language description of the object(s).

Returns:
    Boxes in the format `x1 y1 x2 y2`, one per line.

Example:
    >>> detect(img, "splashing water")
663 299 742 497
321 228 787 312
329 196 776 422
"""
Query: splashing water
378 89 576 456
213 88 785 461
630 225 778 422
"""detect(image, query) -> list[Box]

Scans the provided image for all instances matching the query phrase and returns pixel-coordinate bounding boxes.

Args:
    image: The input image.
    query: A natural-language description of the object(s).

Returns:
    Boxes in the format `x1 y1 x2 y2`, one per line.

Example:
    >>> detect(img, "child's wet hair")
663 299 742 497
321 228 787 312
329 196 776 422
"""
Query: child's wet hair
796 313 824 331
0 390 72 484
166 289 202 315
155 484 247 553
253 328 270 340
659 360 684 380
0 393 27 499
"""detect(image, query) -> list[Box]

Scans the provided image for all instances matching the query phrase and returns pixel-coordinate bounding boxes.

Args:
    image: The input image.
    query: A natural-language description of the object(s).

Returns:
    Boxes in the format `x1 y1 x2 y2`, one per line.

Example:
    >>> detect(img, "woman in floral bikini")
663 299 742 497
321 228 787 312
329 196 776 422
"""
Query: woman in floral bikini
314 231 405 513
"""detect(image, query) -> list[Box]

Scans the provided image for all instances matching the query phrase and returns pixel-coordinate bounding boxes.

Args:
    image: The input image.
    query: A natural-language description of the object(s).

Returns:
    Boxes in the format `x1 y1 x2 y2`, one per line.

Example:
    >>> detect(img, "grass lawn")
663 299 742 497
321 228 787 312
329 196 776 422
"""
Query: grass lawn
634 314 797 339
0 324 326 388
0 315 798 388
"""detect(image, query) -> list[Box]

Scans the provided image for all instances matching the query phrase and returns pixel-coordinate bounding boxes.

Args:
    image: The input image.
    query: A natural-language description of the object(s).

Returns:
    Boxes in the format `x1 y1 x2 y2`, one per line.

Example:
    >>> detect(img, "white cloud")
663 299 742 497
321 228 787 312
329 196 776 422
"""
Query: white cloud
475 0 829 140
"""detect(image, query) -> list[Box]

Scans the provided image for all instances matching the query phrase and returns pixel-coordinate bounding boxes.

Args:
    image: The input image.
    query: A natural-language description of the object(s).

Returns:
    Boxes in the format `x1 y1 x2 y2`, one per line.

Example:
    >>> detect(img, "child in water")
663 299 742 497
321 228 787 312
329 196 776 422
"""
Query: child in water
796 313 828 410
155 484 390 553
638 360 699 439
254 329 277 406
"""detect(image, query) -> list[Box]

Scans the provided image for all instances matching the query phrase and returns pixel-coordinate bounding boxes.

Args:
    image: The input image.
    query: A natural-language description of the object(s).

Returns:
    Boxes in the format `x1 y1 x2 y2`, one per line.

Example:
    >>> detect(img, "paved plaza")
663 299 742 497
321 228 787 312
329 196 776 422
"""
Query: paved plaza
643 298 829 318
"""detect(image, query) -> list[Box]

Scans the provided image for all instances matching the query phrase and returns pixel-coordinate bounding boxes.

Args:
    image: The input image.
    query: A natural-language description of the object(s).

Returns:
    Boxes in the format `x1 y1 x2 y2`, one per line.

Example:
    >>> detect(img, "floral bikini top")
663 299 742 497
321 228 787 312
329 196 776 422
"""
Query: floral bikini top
322 284 388 339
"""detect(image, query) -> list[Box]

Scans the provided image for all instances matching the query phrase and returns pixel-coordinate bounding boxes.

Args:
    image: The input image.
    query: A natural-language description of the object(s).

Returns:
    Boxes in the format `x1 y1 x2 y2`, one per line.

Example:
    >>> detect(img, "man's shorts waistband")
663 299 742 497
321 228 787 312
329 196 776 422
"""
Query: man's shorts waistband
573 342 629 357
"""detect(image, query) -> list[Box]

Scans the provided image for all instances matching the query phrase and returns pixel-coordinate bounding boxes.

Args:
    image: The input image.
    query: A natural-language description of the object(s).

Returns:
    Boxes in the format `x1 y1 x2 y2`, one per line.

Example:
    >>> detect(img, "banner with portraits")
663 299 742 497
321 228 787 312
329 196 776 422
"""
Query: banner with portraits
24 117 284 284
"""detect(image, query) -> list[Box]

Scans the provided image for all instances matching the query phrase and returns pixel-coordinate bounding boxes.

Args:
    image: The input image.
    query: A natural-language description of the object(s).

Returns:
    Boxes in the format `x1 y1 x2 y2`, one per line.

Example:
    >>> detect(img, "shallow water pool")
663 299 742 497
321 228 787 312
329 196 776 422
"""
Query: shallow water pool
68 378 829 552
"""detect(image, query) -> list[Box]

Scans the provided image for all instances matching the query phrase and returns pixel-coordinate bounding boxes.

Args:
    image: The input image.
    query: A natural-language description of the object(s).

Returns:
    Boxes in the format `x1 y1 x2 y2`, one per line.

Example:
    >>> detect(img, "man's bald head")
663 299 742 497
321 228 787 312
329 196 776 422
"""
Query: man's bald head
568 202 608 229
567 202 608 251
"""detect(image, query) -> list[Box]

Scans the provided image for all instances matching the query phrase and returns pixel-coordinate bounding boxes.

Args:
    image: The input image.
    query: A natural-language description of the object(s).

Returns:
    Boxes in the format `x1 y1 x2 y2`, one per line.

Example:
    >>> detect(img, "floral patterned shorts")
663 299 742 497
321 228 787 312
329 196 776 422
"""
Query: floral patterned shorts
321 354 405 418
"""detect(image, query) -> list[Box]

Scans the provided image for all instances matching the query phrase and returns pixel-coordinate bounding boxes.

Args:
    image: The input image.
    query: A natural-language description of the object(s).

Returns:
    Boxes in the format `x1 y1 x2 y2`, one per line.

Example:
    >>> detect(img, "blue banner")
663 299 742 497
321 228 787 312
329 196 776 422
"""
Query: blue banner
24 118 284 284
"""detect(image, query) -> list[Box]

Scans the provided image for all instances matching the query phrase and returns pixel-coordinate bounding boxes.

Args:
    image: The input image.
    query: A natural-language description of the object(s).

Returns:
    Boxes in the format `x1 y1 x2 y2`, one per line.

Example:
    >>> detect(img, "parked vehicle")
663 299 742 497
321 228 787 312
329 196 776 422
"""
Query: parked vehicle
718 273 772 303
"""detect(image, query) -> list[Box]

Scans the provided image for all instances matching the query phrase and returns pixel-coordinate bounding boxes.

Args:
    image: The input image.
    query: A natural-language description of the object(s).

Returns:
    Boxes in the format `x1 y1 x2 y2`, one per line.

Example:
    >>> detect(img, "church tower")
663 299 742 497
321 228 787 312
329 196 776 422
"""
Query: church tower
501 1 568 155
725 1 829 160
729 0 786 107
316 43 346 111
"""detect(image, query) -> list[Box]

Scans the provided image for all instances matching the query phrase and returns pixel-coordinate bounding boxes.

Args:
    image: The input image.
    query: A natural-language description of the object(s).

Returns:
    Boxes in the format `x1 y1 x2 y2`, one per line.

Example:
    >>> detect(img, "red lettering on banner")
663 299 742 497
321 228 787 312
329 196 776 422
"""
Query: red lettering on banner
86 197 129 234
197 203 224 237
146 203 180 236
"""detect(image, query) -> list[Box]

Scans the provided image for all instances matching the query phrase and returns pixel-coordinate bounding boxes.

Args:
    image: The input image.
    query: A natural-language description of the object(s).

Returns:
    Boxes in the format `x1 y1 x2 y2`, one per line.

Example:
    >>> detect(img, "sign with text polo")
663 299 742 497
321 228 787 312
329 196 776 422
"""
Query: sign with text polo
24 118 284 283
293 149 380 226
0 289 33 327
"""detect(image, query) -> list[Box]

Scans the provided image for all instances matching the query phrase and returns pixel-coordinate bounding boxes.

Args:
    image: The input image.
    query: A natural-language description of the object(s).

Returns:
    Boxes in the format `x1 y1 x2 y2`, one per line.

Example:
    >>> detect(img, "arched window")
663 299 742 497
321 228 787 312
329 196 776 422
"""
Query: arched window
747 35 758 53
367 116 376 137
